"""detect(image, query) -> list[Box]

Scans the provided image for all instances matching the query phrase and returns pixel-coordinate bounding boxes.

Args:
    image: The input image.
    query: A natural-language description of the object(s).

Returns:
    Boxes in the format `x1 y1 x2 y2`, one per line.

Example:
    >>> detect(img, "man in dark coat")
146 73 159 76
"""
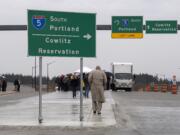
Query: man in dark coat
2 79 7 92
0 79 2 91
71 75 79 98
14 79 20 92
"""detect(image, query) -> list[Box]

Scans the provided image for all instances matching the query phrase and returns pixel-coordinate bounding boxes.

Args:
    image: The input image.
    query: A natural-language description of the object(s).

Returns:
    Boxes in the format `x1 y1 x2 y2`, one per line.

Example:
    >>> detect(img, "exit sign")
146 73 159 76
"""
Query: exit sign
146 20 177 34
112 16 143 38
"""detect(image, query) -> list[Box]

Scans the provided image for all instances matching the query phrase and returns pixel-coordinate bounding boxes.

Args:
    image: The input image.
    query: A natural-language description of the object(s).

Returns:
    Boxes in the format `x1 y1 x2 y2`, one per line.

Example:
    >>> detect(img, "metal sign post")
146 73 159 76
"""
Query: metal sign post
35 56 37 90
38 56 43 123
80 58 83 121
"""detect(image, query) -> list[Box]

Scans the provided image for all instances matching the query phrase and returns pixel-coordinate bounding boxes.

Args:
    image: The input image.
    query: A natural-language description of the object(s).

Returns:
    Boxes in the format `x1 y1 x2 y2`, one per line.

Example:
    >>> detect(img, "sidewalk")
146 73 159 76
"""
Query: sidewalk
0 90 116 128
0 90 16 96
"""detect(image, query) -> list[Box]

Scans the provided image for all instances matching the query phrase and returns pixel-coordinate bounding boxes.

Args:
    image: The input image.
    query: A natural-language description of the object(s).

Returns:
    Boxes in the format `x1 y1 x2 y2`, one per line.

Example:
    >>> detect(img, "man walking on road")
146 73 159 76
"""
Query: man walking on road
14 79 21 92
88 66 107 115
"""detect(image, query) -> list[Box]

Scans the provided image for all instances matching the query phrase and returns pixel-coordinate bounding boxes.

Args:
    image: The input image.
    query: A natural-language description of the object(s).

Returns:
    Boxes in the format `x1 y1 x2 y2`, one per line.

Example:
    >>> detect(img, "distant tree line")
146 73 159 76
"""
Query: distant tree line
134 73 170 85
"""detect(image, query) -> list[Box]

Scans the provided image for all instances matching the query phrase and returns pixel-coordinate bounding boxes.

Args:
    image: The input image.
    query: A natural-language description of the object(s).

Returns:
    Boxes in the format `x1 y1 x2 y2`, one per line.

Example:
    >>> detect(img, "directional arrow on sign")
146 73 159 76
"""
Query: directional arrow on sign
83 33 92 40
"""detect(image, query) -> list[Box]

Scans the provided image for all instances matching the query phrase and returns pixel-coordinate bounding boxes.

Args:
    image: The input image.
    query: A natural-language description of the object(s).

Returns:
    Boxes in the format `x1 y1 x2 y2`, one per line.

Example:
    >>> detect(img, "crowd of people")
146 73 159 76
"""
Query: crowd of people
55 73 90 98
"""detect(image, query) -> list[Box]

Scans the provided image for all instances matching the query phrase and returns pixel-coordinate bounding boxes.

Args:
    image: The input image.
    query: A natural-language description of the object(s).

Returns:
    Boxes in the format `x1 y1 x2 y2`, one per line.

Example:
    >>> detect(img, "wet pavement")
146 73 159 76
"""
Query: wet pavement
0 83 16 96
1 87 180 135
112 91 180 135
0 89 116 127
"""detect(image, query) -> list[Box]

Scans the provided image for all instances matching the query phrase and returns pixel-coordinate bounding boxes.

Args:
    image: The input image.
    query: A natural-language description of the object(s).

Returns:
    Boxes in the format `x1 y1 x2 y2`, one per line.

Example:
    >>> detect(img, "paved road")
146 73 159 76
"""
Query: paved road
112 91 180 135
0 84 38 107
1 88 180 135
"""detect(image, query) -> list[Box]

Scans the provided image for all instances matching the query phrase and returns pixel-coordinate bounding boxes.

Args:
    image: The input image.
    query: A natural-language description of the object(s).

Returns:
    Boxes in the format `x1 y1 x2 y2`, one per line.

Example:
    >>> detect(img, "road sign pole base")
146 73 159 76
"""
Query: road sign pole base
80 116 84 121
38 117 43 123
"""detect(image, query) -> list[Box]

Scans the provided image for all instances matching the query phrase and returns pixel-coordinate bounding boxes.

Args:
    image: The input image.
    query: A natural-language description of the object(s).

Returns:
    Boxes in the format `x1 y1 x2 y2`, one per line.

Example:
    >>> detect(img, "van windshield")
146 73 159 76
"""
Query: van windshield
115 73 132 80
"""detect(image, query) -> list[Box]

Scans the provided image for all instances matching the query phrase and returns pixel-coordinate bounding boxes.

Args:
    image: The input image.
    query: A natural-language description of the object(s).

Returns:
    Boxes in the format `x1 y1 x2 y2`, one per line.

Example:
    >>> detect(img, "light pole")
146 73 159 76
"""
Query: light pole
47 61 55 91
32 64 38 89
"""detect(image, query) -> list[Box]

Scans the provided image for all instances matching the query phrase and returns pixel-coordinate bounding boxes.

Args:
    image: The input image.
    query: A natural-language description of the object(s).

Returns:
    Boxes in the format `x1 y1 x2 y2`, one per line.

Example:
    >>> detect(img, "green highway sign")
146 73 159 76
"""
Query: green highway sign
146 20 177 34
112 16 143 38
28 10 96 57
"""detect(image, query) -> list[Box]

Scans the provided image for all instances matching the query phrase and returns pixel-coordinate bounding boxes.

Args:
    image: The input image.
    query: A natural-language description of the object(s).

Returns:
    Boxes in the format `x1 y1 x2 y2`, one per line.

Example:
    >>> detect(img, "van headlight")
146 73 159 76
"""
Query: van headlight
128 82 133 87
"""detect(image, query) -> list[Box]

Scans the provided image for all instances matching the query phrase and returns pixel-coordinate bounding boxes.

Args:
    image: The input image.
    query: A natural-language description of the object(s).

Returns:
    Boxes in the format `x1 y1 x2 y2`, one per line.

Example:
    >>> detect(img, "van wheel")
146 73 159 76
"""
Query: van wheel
111 84 117 91
125 88 132 92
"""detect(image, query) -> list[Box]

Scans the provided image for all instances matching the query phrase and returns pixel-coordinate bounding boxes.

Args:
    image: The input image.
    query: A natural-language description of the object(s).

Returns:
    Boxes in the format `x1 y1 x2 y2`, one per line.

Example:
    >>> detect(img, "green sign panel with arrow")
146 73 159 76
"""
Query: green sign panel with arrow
28 10 96 57
146 20 177 34
112 16 143 38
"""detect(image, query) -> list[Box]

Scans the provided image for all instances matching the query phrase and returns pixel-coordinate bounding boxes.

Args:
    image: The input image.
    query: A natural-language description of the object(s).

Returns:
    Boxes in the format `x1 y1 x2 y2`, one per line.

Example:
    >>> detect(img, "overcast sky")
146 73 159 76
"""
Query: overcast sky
0 0 180 80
